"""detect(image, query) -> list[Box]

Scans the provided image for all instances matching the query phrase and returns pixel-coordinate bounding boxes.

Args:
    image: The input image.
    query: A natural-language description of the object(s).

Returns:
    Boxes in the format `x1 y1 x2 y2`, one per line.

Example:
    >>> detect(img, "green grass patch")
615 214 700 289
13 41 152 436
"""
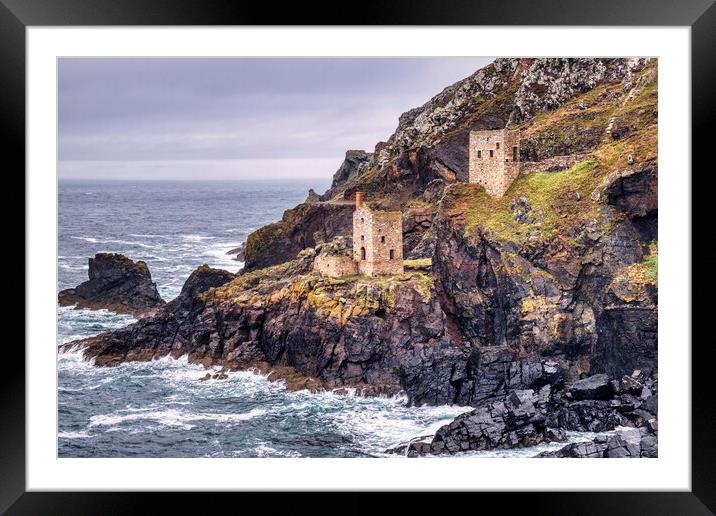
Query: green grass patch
404 258 432 269
445 159 601 245
643 241 658 282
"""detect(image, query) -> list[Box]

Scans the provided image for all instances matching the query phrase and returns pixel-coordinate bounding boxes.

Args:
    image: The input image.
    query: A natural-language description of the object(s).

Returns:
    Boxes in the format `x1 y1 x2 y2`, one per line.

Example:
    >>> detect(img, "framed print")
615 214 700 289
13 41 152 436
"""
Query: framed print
4 0 714 512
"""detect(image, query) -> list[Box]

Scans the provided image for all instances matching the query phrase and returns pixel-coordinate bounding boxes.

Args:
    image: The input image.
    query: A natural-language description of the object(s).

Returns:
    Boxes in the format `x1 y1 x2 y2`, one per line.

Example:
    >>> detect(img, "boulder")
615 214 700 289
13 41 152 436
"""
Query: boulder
58 253 164 317
569 374 614 400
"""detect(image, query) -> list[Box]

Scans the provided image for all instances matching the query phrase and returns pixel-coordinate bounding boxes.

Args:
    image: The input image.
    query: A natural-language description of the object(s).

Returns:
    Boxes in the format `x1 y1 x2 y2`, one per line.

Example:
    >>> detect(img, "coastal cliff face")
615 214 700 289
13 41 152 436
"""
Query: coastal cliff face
66 58 658 452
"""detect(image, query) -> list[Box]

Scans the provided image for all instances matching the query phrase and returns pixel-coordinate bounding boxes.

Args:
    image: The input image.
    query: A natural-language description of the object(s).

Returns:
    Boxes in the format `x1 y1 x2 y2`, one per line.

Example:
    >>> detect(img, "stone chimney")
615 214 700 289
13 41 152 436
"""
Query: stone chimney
355 191 364 209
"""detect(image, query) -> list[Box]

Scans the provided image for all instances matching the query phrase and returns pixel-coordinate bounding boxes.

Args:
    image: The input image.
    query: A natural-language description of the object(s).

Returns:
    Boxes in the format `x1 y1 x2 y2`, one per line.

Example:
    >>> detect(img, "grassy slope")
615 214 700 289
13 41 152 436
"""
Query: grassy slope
441 62 658 255
232 61 658 319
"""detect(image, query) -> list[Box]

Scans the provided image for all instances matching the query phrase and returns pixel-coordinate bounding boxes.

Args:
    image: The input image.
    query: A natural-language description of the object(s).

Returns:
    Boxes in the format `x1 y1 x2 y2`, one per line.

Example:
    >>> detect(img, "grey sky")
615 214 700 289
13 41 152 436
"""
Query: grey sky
59 57 493 180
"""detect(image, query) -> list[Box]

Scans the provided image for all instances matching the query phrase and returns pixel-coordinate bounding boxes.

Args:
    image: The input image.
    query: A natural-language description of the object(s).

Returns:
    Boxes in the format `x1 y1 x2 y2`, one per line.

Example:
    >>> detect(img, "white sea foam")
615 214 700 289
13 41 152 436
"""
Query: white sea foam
88 408 266 431
58 430 91 439
180 234 216 242
69 236 156 249
128 233 170 239
253 443 302 458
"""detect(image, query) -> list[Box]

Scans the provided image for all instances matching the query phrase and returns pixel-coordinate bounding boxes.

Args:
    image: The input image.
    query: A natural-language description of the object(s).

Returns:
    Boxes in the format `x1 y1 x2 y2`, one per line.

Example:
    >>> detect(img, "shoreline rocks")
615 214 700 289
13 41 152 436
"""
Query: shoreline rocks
225 242 245 262
58 253 164 318
428 386 562 454
537 422 657 458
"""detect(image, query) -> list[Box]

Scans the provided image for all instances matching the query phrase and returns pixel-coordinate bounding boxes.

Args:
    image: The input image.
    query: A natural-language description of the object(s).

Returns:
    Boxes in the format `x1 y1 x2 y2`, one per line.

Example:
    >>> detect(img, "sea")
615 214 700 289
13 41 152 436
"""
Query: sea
57 180 603 458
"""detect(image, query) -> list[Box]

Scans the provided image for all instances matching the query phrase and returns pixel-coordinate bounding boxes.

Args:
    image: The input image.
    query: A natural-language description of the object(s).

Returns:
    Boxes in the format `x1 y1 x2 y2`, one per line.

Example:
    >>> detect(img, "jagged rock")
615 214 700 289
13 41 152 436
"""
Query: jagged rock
510 196 542 225
569 374 614 400
548 399 628 432
305 189 320 203
243 202 354 271
385 435 433 457
428 386 562 454
319 150 372 201
548 372 657 432
537 424 657 458
169 264 235 310
225 242 246 262
58 253 164 317
603 166 658 219
423 178 447 203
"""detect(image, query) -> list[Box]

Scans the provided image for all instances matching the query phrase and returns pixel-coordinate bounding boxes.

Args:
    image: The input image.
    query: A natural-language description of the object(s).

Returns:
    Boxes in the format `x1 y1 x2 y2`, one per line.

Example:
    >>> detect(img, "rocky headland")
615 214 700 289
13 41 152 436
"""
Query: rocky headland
61 58 658 456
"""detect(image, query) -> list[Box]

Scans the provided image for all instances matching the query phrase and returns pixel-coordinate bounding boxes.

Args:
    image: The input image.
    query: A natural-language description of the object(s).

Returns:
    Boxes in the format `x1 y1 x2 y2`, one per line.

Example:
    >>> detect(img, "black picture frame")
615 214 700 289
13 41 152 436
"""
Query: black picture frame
3 0 712 512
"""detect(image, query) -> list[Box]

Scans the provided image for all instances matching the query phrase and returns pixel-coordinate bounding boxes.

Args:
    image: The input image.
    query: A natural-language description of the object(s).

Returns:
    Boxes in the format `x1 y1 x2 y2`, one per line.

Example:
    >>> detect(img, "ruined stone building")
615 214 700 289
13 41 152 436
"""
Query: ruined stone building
353 192 404 276
468 128 521 197
313 192 404 277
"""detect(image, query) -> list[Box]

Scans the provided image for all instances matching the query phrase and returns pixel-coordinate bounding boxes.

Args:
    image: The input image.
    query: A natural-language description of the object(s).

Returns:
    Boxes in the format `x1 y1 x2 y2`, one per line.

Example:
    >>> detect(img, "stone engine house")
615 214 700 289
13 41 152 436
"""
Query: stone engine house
468 128 521 197
313 192 404 277
353 192 404 276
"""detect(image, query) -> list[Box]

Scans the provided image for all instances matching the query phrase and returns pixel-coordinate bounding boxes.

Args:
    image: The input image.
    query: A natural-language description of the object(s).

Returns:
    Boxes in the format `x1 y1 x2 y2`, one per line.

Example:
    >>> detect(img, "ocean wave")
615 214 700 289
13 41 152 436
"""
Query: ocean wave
253 443 302 458
88 407 266 431
180 234 216 242
58 430 92 439
128 233 170 238
58 263 88 271
69 236 156 249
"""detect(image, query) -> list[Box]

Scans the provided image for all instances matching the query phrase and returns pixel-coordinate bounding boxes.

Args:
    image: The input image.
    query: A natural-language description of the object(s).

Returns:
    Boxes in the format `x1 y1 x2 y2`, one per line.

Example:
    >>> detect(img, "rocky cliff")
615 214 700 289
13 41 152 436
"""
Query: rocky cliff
64 58 658 455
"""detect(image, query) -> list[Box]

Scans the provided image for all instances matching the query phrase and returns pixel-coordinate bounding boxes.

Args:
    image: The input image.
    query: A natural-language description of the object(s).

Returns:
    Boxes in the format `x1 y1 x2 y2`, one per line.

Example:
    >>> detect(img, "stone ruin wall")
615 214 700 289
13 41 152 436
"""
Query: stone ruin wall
312 255 358 277
353 206 373 263
353 206 404 277
468 129 521 197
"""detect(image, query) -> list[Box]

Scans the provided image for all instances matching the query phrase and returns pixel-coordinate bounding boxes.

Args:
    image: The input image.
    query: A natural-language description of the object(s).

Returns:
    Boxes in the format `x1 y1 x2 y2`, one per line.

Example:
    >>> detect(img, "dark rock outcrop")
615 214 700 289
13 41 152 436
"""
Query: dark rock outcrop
319 150 372 201
385 435 433 457
58 253 164 317
428 386 562 454
225 243 245 262
537 422 658 458
242 202 354 272
169 264 235 310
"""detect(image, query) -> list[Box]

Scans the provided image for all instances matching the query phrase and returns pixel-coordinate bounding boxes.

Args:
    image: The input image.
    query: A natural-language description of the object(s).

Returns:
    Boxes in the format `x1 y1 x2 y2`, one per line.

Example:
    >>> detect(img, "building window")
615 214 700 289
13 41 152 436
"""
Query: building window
389 249 395 260
381 236 385 243
513 146 518 161
489 150 494 158
361 247 366 260
360 218 364 223
477 150 482 158
496 142 500 150
361 235 364 241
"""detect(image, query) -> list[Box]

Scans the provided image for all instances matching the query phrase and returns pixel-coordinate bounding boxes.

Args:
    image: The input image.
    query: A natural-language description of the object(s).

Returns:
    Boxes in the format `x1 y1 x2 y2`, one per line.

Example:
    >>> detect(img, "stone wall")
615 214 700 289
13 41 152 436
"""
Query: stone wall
313 255 358 277
353 205 404 276
468 129 521 197
520 153 591 175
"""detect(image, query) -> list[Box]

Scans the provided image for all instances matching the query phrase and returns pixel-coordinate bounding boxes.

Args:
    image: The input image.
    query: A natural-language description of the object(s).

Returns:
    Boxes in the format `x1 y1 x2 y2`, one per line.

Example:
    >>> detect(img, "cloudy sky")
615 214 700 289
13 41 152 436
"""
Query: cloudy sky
59 57 492 181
